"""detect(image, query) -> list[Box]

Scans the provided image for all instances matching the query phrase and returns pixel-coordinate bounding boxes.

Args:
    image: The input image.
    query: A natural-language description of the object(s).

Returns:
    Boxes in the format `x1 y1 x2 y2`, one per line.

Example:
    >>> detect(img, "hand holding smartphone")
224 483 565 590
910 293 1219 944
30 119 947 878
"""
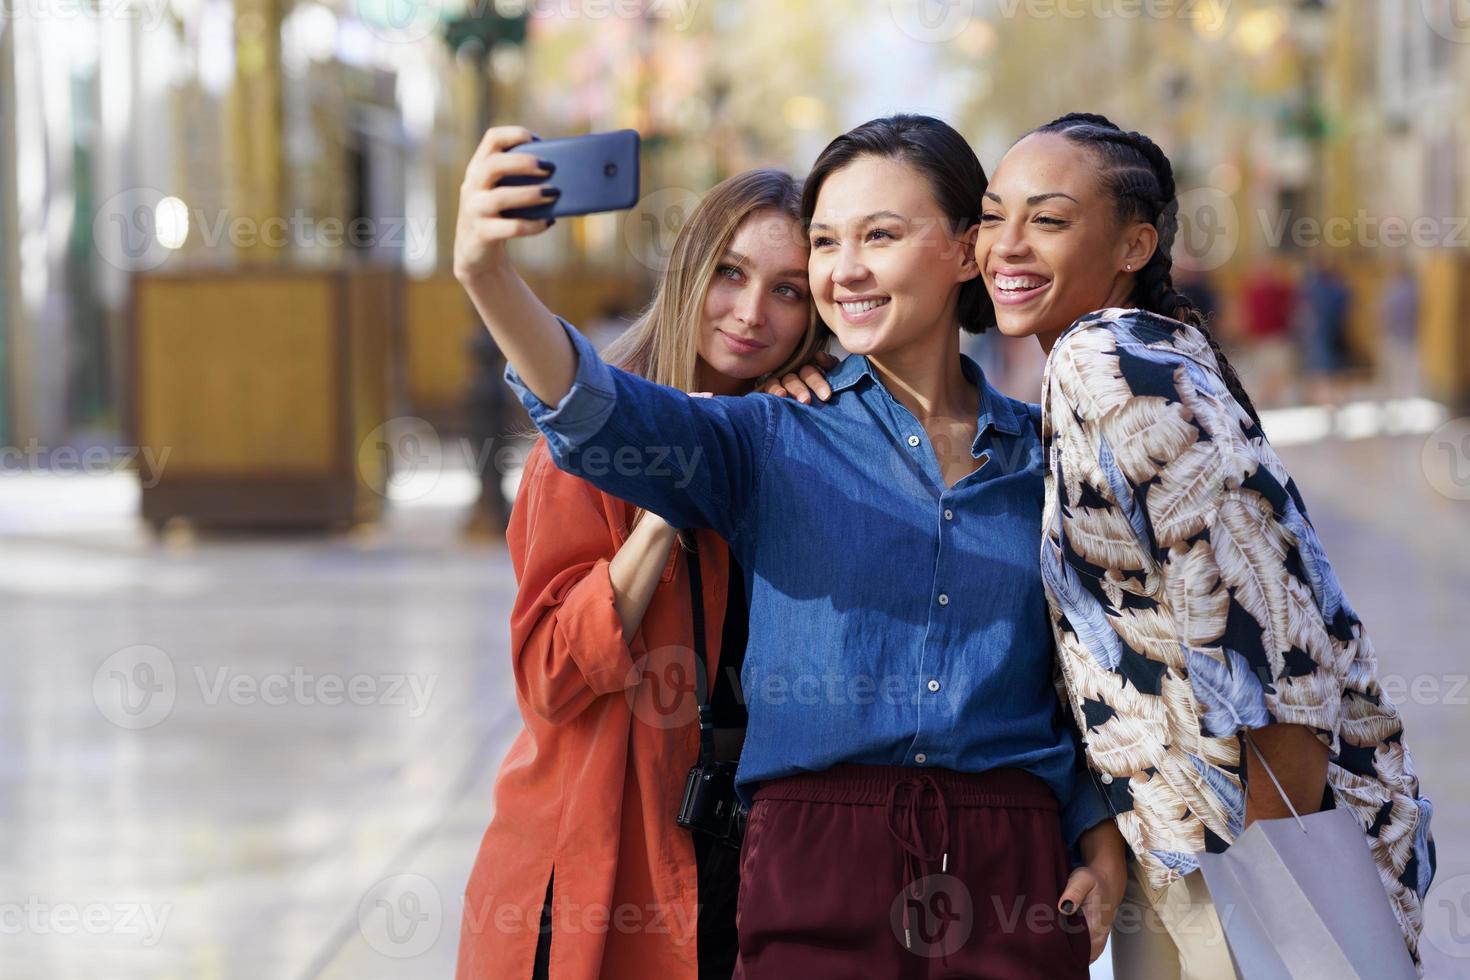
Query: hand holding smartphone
501 129 641 220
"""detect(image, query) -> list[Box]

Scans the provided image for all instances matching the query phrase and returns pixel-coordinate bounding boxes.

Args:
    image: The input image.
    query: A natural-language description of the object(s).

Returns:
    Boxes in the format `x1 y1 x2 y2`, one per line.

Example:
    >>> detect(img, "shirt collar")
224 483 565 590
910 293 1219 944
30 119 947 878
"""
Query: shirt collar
826 351 1023 438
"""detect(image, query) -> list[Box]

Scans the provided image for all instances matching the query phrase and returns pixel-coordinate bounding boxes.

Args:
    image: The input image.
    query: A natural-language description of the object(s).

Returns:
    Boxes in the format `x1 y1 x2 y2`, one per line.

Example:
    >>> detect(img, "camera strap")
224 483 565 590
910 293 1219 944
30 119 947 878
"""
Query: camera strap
680 530 718 768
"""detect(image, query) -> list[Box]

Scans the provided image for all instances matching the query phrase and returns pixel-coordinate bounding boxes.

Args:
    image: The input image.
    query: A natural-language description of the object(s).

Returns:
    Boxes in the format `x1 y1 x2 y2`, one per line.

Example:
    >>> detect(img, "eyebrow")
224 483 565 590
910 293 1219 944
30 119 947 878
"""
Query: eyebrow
807 210 907 232
982 191 1080 206
722 249 808 279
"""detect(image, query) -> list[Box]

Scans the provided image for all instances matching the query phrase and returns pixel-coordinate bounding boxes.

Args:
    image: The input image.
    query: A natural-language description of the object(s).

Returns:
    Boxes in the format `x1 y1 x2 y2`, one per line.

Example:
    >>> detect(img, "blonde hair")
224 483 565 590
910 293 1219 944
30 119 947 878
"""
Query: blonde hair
603 168 827 390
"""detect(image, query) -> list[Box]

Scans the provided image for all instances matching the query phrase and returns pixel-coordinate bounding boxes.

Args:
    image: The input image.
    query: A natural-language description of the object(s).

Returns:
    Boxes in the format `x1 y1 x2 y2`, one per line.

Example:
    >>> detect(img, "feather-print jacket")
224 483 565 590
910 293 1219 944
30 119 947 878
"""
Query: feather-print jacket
1039 307 1435 963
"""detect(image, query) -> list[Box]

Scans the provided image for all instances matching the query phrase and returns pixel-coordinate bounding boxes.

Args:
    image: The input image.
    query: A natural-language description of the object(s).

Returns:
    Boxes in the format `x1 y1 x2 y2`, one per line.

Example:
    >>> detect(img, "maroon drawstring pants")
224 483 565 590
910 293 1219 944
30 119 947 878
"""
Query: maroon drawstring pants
732 765 1091 980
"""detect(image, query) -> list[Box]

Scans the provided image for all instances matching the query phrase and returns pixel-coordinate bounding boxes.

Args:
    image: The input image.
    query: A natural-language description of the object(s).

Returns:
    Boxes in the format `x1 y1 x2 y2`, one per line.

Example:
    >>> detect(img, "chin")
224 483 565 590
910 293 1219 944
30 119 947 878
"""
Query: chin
992 311 1048 339
828 327 882 356
827 314 899 356
709 355 776 381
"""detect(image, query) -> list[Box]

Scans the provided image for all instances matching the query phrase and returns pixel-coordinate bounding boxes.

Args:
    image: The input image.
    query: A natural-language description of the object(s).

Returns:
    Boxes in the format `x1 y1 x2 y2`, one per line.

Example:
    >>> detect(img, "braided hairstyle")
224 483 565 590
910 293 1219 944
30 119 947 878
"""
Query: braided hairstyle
1031 112 1261 425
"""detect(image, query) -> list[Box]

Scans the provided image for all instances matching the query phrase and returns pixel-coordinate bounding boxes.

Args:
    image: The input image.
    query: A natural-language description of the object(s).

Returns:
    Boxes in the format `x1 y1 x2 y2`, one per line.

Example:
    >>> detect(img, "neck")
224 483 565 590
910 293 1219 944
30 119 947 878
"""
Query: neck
867 318 975 424
1037 280 1137 356
694 358 751 398
1037 326 1068 356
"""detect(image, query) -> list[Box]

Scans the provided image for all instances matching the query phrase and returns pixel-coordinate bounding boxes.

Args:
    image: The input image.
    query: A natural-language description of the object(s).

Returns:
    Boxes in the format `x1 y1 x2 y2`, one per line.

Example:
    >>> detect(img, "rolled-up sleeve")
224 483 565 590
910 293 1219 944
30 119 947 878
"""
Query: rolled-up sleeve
507 447 640 725
1059 764 1112 855
504 316 776 542
504 318 619 456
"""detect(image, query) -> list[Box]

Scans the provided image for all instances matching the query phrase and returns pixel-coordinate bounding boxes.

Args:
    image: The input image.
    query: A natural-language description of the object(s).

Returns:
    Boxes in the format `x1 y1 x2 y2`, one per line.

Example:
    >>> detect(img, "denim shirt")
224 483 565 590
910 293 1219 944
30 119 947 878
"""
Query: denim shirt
507 319 1109 845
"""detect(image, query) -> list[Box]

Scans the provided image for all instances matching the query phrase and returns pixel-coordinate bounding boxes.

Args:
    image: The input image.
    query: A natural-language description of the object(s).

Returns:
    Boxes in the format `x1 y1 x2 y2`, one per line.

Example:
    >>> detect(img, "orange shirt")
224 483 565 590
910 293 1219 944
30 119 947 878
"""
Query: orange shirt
456 439 732 980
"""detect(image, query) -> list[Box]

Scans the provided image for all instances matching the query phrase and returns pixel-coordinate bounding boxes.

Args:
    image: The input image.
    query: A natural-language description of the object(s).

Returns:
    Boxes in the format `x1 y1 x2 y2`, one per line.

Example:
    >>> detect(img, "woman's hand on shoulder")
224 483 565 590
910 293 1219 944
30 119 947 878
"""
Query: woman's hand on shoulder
759 350 840 405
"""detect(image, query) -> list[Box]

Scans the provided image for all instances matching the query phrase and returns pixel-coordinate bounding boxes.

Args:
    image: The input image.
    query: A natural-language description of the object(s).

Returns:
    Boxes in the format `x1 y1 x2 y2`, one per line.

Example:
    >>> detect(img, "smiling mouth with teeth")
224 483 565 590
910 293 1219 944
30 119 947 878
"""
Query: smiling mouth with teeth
839 298 890 314
994 275 1049 291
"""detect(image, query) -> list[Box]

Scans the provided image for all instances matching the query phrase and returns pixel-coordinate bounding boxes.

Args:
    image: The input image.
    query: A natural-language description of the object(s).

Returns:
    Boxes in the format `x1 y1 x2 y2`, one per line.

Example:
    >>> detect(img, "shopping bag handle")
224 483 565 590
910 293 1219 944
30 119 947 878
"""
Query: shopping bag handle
1243 730 1309 834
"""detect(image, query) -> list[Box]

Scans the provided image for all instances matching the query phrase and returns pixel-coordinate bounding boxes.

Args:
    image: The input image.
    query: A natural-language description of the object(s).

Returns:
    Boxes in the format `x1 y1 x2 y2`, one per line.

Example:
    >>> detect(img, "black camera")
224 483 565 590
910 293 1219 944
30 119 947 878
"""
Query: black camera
677 760 747 849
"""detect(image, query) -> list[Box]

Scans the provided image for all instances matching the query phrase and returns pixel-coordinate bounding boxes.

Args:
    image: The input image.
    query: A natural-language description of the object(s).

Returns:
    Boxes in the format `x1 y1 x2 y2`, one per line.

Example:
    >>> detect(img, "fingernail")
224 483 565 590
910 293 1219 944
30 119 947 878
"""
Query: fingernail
538 159 556 174
541 186 561 199
1060 900 1076 915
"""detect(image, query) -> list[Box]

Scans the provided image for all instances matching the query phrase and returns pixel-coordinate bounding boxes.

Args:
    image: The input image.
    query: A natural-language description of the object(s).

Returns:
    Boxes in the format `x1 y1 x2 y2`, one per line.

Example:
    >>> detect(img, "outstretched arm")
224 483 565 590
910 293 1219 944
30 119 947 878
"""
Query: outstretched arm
452 125 574 407
453 125 773 540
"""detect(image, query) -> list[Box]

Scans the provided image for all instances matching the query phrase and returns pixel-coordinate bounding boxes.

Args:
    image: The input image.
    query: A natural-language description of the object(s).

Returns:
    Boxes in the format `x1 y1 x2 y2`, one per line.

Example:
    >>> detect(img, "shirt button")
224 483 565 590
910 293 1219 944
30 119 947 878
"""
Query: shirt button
927 679 941 692
914 753 927 764
1099 773 1114 784
937 593 949 606
943 509 953 521
907 434 920 447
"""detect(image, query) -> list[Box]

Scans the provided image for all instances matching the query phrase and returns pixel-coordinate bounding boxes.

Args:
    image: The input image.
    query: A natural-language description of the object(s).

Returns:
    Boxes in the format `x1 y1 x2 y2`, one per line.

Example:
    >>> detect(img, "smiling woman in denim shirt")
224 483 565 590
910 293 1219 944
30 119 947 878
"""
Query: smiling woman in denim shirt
451 114 1128 978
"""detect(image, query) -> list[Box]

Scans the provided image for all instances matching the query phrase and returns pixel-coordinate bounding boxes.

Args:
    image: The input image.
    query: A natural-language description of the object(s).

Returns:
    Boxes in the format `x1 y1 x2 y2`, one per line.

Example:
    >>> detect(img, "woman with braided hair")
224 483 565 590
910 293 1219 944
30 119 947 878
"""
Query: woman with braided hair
979 113 1434 978
769 112 1435 978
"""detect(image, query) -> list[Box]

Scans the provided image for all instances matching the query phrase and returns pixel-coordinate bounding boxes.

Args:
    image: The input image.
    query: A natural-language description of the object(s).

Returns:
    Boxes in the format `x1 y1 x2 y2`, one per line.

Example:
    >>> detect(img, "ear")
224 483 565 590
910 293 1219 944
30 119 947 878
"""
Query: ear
956 221 982 284
1119 221 1159 272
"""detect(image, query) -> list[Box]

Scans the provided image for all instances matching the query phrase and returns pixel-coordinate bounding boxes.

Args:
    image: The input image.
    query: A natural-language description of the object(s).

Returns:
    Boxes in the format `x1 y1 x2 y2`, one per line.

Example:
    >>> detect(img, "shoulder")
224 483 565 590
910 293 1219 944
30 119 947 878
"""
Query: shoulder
516 438 626 525
1050 307 1226 424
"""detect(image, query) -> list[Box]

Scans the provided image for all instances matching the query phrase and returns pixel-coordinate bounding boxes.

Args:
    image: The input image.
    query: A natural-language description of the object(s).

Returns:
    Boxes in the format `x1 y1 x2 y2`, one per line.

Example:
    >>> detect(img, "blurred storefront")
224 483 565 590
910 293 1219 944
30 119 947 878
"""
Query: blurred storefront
1 0 850 461
4 0 1469 459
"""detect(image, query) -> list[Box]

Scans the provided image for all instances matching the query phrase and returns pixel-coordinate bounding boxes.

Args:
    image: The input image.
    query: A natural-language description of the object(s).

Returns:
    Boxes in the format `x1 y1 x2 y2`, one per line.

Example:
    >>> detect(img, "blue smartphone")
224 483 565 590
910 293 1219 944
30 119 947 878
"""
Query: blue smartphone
501 129 641 220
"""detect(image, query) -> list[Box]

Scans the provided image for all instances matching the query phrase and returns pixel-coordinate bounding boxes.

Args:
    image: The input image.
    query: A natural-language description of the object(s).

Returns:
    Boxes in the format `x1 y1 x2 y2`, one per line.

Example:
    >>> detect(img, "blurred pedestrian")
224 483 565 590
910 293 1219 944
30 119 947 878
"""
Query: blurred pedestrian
1175 266 1219 325
1379 258 1421 399
464 328 521 541
1297 250 1352 405
1237 256 1298 407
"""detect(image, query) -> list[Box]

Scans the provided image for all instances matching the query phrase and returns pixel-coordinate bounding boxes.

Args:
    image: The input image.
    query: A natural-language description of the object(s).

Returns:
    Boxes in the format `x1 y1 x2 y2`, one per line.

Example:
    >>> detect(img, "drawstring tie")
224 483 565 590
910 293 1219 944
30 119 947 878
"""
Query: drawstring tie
885 773 952 957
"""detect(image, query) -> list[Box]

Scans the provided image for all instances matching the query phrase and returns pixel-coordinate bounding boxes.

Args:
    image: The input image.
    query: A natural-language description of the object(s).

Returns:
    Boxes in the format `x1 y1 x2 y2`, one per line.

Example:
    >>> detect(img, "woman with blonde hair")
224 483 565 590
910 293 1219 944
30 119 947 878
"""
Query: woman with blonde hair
454 167 828 980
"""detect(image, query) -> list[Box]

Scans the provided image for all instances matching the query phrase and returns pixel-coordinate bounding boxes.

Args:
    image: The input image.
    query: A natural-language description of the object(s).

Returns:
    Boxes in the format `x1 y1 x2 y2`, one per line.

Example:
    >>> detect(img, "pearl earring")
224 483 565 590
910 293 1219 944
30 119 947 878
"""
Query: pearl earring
1125 264 1132 271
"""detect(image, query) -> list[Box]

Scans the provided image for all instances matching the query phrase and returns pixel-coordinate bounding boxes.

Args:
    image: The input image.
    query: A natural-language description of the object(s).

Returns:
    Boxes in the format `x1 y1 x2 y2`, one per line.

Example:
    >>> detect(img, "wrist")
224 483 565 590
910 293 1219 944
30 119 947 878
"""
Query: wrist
1078 822 1127 876
633 511 679 541
454 253 515 290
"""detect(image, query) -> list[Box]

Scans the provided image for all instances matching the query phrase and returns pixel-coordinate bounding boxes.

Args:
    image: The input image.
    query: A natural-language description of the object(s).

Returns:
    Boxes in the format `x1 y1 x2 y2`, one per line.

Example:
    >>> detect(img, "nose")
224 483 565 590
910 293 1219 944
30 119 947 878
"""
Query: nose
832 242 869 286
991 215 1030 262
733 289 764 329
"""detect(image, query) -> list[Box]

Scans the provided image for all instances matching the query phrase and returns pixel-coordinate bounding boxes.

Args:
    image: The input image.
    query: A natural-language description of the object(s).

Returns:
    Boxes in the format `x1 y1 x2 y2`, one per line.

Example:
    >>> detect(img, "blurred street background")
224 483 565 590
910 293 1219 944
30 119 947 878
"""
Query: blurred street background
2 1 1470 977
